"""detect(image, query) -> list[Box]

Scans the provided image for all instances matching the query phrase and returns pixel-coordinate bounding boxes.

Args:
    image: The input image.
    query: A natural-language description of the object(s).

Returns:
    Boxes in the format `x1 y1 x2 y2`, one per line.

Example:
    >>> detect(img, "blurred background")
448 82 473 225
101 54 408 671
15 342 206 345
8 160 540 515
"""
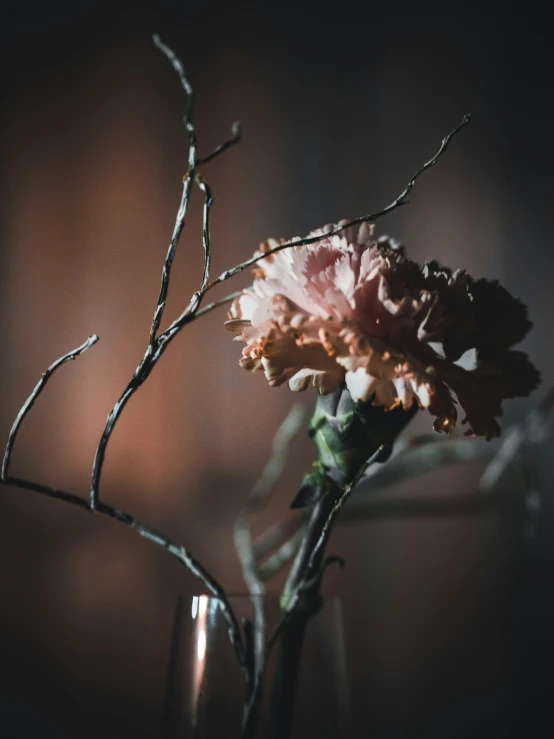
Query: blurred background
1 2 553 737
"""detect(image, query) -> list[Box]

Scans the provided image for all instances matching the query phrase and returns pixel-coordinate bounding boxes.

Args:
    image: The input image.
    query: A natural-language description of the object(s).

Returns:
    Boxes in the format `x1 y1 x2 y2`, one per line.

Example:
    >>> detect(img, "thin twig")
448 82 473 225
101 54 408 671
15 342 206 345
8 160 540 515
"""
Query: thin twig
253 516 303 560
203 113 471 294
152 34 194 118
255 408 553 571
257 486 530 581
150 177 217 347
2 471 247 672
90 42 212 510
195 175 213 293
235 404 306 604
192 291 242 321
197 122 243 166
235 513 265 734
235 405 306 733
268 446 385 650
250 405 306 510
1 335 99 482
89 37 197 509
258 524 307 581
0 334 247 671
149 34 197 345
2 35 473 728
234 518 265 683
351 436 491 504
1 36 249 683
148 112 473 347
148 173 196 345
300 451 379 586
91 70 472 514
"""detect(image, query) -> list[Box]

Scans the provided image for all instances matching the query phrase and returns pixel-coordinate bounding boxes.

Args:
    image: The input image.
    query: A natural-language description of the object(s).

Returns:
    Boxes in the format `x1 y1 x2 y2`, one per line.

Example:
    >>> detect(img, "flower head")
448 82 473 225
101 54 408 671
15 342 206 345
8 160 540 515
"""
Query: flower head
226 221 539 439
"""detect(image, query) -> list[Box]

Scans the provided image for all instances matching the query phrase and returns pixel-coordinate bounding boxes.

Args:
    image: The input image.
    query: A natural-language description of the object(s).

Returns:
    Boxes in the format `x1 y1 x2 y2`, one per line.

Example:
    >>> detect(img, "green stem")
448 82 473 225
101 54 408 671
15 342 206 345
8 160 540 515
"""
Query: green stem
271 390 418 737
270 495 337 739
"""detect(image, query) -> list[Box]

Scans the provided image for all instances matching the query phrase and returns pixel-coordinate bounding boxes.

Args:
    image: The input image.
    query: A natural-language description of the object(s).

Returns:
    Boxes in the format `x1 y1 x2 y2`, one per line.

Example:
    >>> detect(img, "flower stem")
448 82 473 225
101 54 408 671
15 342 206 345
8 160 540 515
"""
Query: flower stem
270 494 339 739
270 612 309 739
271 389 419 736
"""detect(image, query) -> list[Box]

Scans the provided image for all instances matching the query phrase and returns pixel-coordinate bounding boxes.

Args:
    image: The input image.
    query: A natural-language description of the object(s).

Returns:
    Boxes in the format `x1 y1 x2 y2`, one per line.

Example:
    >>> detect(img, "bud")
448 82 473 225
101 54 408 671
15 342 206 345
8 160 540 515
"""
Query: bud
290 385 417 508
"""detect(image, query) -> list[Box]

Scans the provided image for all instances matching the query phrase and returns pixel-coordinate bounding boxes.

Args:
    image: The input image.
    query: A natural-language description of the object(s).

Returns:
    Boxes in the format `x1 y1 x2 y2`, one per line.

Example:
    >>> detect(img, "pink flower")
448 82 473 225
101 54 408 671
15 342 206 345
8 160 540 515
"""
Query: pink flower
226 221 539 439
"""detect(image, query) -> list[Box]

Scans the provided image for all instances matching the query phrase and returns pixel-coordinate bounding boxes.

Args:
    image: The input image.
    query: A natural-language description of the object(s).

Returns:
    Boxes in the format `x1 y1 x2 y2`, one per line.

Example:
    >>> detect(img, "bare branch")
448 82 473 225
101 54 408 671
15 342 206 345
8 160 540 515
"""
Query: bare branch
300 448 381 586
269 446 386 650
149 175 196 345
235 405 305 732
150 117 472 347
1 472 247 672
0 338 247 675
196 175 213 292
192 290 242 321
1 335 99 483
149 34 197 345
253 401 552 534
0 327 247 672
235 404 306 597
88 179 215 511
258 524 306 581
2 35 474 735
5 475 92 510
90 37 203 509
234 512 265 731
1 37 252 684
153 114 471 348
252 516 302 560
89 379 139 509
152 34 194 121
197 121 243 166
250 404 306 511
351 436 491 504
204 114 471 293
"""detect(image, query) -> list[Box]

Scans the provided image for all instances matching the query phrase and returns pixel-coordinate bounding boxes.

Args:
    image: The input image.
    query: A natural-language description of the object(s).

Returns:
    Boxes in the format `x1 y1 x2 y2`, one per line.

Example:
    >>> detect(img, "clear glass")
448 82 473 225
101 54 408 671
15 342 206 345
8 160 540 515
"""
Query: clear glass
163 595 350 739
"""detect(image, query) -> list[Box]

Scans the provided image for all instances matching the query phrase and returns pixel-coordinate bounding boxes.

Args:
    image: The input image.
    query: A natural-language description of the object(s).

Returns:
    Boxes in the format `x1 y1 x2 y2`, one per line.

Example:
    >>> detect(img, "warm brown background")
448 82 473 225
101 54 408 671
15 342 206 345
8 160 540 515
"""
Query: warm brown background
1 3 553 738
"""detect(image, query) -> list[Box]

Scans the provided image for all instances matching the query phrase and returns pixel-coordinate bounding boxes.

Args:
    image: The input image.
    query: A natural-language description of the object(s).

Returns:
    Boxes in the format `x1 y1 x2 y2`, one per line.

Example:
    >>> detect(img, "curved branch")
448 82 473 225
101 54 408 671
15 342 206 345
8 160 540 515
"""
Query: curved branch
152 34 194 117
235 405 305 734
1 335 99 483
149 175 196 345
268 446 385 650
0 37 250 685
1 472 247 672
1 36 474 734
203 114 471 293
90 39 203 509
0 333 247 675
195 174 213 294
191 291 241 321
149 34 197 345
258 525 307 581
197 121 242 165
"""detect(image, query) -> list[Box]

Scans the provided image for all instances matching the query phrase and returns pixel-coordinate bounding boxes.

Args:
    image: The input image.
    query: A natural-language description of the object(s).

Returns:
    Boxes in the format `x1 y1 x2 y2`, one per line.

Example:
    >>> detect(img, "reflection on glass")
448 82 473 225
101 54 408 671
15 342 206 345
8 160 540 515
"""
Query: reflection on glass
190 594 209 728
164 595 349 738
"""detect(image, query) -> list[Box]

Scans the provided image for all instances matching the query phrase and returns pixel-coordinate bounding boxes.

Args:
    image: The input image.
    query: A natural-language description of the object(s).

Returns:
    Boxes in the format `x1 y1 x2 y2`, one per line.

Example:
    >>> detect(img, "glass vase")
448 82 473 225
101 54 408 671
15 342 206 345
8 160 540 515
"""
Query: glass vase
162 595 350 739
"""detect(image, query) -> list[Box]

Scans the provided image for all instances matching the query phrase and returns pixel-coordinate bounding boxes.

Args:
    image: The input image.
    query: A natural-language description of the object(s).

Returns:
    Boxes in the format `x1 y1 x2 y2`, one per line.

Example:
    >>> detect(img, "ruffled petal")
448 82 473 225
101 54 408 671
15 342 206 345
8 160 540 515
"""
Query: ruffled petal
227 220 539 437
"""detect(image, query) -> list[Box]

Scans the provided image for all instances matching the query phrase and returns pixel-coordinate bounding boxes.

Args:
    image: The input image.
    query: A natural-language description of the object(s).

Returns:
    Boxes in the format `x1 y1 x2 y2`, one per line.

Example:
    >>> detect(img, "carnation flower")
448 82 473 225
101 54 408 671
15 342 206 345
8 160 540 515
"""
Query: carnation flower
226 221 540 439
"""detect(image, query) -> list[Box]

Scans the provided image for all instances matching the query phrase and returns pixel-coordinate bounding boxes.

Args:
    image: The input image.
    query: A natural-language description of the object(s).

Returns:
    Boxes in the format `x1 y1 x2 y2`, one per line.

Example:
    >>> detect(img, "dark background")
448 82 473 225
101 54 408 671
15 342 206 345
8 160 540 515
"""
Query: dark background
1 3 553 737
